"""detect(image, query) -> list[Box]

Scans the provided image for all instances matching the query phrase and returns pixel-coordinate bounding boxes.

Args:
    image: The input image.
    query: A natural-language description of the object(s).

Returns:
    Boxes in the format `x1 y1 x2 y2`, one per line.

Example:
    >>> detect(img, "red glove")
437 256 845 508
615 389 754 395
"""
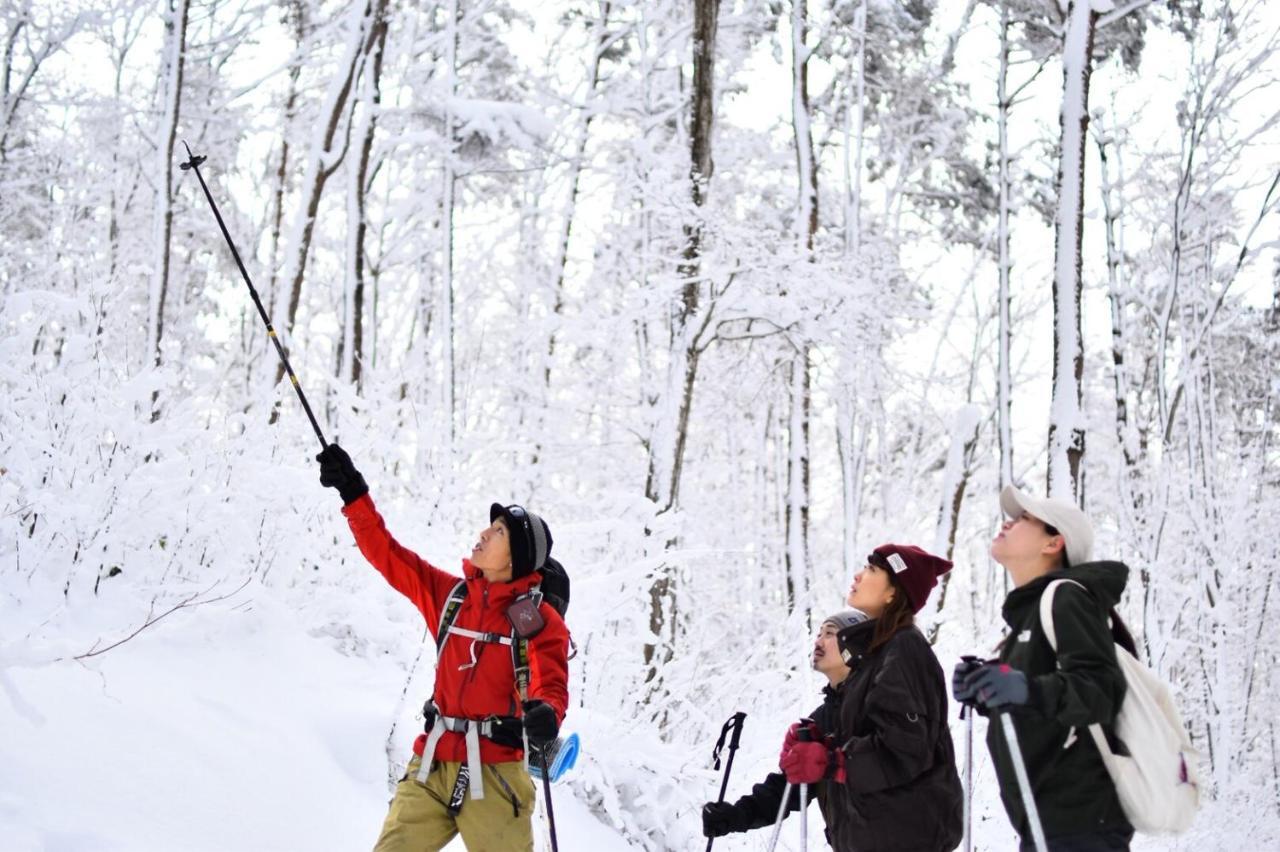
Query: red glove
779 722 846 785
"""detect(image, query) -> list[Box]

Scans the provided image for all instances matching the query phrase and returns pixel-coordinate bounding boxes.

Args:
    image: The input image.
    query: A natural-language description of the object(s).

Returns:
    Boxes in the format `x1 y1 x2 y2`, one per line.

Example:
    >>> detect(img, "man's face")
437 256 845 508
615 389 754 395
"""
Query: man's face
472 518 514 580
990 510 1061 566
812 622 851 681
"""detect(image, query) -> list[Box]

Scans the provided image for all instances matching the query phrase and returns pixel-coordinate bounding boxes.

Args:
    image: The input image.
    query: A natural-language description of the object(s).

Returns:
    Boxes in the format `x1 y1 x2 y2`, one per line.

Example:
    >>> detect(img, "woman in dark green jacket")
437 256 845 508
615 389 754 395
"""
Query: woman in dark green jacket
954 486 1133 852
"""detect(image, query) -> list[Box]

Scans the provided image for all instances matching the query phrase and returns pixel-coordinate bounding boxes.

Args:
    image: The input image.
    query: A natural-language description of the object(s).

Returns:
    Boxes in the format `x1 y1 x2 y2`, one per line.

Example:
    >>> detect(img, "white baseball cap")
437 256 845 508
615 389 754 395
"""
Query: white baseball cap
999 485 1094 566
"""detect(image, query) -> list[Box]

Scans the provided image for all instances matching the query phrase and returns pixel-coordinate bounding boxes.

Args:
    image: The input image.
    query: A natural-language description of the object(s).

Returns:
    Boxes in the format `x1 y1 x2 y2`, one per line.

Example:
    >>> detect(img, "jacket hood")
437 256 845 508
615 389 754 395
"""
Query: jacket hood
1060 560 1129 608
1004 559 1129 623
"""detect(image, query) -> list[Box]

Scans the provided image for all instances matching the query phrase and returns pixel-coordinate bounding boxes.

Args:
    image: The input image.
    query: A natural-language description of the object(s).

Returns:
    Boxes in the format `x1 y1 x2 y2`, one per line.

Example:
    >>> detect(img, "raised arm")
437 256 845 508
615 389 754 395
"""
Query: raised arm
341 494 461 633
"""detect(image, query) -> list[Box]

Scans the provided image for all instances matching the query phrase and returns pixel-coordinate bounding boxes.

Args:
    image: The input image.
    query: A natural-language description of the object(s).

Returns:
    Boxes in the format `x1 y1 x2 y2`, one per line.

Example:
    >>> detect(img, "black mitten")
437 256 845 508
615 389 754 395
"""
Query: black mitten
521 699 559 746
486 715 525 750
701 800 752 837
315 443 369 505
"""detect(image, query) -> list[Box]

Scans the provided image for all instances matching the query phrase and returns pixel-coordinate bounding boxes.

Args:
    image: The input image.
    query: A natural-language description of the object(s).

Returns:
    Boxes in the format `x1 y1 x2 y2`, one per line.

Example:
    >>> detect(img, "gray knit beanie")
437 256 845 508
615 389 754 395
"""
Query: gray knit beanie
822 609 870 632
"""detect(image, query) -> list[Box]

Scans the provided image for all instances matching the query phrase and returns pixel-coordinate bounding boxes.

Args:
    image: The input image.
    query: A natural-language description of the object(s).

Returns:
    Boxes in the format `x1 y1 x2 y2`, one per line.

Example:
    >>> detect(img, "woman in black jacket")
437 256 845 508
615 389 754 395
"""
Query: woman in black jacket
780 544 963 852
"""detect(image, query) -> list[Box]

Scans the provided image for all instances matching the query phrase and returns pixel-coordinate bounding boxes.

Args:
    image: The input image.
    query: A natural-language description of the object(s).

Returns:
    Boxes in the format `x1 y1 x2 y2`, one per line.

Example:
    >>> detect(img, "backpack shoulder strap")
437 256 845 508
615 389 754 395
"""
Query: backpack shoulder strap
512 636 531 703
1039 578 1088 654
1041 578 1124 756
436 580 468 652
510 581 546 705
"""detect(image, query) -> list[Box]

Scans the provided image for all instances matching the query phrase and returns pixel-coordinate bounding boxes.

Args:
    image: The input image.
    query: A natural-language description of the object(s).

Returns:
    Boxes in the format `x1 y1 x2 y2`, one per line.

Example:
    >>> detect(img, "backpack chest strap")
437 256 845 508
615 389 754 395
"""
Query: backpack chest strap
447 625 514 646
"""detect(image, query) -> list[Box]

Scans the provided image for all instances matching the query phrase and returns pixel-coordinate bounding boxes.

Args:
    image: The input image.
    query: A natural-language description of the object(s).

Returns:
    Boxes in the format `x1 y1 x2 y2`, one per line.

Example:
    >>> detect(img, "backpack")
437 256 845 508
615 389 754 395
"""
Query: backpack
1041 579 1201 834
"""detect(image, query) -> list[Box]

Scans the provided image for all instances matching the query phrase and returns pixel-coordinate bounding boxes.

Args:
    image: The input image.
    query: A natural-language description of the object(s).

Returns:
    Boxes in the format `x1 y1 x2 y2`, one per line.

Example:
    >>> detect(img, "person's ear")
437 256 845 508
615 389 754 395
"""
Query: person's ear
1043 536 1065 558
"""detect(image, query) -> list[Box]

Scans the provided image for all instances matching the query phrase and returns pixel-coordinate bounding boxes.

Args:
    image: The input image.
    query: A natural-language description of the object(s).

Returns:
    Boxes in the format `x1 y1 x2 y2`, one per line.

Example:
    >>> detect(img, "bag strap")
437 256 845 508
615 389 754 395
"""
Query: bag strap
1040 578 1116 758
1039 578 1086 653
511 592 541 703
435 580 468 653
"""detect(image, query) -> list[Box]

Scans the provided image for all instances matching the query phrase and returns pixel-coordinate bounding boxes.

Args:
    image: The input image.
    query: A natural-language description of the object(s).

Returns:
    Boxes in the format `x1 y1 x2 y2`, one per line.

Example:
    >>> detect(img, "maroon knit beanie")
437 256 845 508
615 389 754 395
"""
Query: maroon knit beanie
869 544 953 614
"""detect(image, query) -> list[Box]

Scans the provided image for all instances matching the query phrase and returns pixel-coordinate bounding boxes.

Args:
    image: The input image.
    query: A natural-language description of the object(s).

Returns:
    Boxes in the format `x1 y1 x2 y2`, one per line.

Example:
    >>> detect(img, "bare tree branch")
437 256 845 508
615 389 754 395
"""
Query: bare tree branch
66 579 252 662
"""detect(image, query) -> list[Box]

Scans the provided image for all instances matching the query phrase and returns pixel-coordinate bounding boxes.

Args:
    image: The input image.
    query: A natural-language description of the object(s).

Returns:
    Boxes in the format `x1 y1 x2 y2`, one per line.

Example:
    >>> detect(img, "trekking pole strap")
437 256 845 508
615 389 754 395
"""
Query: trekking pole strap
706 711 747 852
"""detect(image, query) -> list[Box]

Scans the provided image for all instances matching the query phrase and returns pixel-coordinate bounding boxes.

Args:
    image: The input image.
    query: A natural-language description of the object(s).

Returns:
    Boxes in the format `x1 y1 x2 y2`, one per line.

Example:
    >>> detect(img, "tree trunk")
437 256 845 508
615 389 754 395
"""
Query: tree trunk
927 406 981 642
996 0 1014 492
785 354 812 623
842 0 866 257
340 0 389 393
1046 0 1099 502
786 0 816 625
146 0 189 409
272 1 371 395
837 0 867 578
642 0 721 682
265 1 307 336
1094 116 1140 474
545 1 613 386
440 0 459 443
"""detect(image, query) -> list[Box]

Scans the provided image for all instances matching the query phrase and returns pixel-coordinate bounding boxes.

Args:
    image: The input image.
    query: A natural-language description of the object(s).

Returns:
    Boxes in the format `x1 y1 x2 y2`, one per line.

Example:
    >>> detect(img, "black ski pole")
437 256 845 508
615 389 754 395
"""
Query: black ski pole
705 711 747 852
538 745 560 852
179 141 328 451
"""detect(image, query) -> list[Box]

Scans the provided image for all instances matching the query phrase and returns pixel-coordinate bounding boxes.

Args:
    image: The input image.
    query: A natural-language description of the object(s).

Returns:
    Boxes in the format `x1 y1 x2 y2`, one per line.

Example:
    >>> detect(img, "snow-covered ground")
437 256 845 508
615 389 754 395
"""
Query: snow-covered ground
0 581 629 852
0 570 1260 851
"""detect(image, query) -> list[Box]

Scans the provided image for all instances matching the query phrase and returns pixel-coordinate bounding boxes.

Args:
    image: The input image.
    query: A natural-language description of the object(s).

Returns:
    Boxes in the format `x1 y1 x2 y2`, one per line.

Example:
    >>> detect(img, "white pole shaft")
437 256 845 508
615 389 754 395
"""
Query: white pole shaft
1000 712 1048 852
765 781 792 852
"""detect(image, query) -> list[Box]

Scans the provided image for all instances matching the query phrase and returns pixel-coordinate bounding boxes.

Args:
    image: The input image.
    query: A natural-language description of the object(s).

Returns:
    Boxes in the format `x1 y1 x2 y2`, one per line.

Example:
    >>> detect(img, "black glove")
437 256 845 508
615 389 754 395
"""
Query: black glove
521 699 559 746
701 800 751 838
952 656 986 705
962 662 1030 711
486 715 524 750
316 443 369 505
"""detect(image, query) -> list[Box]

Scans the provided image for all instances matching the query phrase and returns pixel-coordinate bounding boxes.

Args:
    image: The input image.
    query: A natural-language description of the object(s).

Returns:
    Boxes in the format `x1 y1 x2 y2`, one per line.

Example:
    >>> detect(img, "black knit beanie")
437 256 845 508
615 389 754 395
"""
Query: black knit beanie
489 503 553 579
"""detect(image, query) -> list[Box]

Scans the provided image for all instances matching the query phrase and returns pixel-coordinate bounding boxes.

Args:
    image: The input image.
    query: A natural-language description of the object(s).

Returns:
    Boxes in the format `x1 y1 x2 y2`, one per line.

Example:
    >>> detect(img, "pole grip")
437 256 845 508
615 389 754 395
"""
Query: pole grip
726 711 746 750
795 717 815 742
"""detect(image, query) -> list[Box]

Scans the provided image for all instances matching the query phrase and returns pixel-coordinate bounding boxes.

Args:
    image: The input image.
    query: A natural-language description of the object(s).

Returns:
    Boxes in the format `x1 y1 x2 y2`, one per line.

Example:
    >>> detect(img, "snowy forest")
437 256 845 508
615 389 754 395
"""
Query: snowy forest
3 0 1279 849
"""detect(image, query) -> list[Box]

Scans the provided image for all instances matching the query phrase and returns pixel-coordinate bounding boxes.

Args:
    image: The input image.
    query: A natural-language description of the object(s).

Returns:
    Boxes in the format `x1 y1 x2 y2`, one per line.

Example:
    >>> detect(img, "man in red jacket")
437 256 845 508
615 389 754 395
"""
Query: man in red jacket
317 444 569 852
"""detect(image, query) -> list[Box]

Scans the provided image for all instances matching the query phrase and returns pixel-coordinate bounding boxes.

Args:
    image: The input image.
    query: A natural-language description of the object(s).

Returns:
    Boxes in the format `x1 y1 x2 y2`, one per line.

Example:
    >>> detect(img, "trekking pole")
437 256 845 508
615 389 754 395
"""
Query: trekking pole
705 711 747 852
799 777 809 852
179 142 328 451
963 706 974 852
796 722 813 852
764 780 792 852
999 712 1048 852
537 746 560 852
765 720 814 852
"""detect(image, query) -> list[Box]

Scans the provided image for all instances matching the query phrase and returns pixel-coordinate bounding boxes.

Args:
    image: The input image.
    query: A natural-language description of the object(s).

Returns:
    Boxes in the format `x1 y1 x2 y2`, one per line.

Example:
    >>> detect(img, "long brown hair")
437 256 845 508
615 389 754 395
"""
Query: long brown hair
869 567 916 653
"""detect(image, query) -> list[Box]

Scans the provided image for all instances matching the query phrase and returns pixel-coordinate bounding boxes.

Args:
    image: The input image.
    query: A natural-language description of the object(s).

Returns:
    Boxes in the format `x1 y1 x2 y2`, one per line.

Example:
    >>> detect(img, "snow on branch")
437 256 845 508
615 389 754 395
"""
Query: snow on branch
1098 0 1150 28
67 579 252 662
449 97 553 148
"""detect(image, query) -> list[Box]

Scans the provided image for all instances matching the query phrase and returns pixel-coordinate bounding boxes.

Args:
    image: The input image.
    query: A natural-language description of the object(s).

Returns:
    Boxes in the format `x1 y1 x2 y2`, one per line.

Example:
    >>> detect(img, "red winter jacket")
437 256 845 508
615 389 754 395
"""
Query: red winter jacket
342 494 570 764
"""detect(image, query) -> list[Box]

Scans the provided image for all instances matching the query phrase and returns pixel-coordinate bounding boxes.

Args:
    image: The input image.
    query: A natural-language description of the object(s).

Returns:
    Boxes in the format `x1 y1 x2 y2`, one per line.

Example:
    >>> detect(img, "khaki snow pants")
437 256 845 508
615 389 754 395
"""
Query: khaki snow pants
373 756 536 852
